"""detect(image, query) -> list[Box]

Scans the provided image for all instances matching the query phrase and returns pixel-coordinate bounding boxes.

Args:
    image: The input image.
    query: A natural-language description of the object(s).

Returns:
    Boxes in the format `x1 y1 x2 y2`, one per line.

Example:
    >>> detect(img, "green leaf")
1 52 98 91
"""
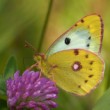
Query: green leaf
0 56 17 100
4 56 17 79
93 88 110 110
0 75 7 100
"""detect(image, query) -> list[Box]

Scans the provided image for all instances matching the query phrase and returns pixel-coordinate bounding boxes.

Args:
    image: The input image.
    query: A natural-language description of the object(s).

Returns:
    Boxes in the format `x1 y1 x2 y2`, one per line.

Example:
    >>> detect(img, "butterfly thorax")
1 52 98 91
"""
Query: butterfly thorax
34 53 53 78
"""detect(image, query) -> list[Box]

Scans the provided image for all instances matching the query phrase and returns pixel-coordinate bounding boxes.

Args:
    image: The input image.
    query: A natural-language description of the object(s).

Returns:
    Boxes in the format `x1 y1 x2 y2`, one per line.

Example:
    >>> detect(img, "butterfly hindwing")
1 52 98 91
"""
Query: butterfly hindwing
46 49 104 96
46 14 103 57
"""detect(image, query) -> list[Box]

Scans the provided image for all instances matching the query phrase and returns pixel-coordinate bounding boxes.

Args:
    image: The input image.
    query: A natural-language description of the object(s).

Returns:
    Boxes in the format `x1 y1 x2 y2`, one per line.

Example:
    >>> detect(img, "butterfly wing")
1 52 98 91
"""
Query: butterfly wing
46 14 103 57
46 49 104 96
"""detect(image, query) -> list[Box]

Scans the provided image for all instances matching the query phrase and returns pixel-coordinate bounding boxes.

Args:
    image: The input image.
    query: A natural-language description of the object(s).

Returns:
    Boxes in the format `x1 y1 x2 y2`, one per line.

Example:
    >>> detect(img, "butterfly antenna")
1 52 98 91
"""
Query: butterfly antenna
24 40 37 52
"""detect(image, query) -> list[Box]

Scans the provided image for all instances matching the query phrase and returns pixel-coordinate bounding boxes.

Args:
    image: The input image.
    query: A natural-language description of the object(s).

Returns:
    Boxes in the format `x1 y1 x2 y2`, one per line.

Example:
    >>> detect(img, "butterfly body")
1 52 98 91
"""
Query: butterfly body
34 14 105 96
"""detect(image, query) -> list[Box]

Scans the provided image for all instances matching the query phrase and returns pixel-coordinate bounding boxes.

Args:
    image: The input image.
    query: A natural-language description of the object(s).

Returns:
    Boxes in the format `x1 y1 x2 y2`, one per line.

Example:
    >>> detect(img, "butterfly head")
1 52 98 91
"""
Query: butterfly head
34 53 45 62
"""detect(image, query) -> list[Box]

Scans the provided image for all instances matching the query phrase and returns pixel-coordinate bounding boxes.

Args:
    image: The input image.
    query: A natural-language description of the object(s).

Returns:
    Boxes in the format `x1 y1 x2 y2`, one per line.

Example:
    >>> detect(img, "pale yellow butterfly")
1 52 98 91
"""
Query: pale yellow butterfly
34 14 105 96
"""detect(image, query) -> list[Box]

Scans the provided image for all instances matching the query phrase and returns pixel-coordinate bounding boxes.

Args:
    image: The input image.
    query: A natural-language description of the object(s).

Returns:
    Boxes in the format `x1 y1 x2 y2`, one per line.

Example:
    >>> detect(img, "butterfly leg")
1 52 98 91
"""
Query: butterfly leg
26 63 38 71
26 63 42 77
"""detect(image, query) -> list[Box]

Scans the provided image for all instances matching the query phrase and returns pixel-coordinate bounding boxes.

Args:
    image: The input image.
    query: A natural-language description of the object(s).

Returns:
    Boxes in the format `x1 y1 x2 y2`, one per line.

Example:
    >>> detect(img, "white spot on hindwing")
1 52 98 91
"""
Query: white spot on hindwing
73 64 79 70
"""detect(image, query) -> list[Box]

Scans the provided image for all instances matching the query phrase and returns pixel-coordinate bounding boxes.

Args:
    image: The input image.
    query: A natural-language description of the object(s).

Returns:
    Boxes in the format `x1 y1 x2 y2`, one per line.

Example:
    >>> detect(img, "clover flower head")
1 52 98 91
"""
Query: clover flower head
7 70 58 110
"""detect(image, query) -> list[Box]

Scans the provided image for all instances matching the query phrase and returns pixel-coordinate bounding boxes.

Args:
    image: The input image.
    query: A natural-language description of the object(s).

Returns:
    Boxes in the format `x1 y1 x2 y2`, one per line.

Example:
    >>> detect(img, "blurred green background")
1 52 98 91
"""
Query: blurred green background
0 0 110 110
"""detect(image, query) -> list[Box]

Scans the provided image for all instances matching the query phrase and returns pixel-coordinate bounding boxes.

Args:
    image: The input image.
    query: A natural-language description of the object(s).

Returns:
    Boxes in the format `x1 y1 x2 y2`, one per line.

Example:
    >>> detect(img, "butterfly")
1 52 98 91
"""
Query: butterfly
34 14 105 96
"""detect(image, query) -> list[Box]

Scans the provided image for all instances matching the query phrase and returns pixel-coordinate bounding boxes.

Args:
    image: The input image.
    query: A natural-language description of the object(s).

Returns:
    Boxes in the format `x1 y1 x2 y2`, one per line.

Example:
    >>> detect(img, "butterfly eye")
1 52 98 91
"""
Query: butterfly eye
65 37 71 45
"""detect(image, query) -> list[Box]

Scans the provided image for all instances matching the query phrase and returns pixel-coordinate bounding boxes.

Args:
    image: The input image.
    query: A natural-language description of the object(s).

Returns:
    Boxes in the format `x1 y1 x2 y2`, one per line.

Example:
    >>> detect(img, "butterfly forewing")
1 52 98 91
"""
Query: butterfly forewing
46 14 103 57
46 49 104 96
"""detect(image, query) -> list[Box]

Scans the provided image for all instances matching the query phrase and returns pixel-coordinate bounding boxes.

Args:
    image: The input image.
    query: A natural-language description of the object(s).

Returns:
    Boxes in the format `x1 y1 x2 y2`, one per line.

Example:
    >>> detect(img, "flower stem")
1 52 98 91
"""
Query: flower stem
38 0 53 52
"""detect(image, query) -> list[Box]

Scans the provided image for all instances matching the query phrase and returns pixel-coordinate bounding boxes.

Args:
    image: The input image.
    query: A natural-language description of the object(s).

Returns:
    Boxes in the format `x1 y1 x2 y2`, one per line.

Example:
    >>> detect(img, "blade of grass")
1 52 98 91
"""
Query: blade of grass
38 0 53 52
